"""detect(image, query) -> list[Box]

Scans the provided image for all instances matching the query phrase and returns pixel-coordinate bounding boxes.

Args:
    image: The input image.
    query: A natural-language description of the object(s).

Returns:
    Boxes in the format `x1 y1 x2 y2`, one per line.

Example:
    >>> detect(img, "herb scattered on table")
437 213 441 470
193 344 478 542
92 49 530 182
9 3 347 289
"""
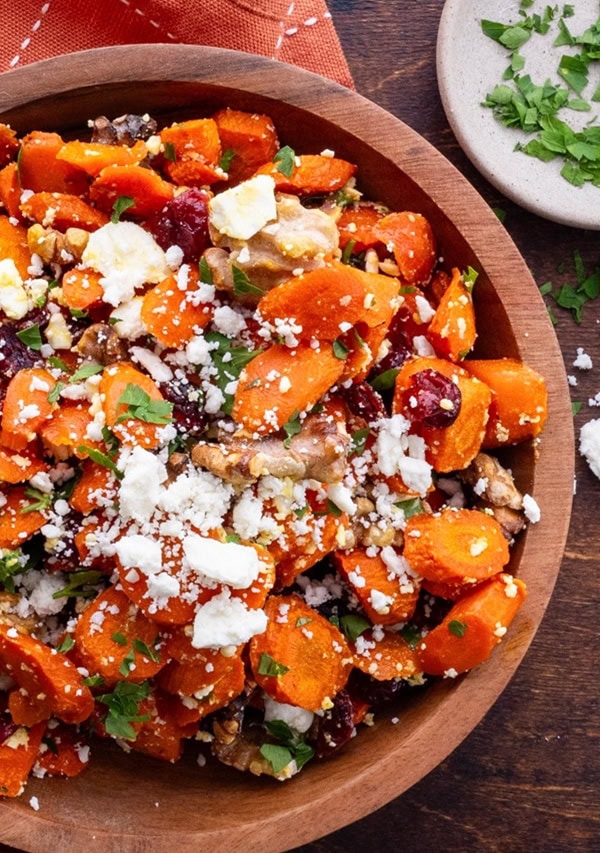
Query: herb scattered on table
538 249 600 323
481 1 600 187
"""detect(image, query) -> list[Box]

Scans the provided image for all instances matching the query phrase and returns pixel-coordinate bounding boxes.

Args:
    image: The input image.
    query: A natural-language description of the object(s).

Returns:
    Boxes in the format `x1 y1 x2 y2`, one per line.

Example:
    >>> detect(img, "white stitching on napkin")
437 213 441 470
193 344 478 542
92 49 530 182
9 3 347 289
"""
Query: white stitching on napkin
273 4 333 58
117 0 177 40
9 1 52 69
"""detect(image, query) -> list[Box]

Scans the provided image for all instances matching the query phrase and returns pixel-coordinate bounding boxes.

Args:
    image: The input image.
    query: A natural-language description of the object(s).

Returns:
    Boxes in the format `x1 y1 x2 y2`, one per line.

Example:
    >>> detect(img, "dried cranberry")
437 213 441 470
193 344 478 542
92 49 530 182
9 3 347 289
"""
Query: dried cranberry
348 669 406 708
0 714 18 745
402 368 461 428
0 326 41 386
312 689 355 759
146 188 210 264
341 381 386 423
162 378 207 437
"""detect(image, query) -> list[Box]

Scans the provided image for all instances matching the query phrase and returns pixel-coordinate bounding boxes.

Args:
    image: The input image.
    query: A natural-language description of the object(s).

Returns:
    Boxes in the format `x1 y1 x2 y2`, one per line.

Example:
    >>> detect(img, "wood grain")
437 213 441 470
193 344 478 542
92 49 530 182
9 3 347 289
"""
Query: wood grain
0 6 590 849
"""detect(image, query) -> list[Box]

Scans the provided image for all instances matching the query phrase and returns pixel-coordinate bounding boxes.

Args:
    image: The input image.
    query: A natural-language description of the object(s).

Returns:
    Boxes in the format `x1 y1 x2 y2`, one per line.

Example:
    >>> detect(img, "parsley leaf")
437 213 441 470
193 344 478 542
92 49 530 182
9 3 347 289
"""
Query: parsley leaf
52 570 103 600
257 653 290 677
260 743 294 774
394 497 424 520
69 363 103 383
111 195 135 223
16 324 43 351
56 635 75 654
96 681 151 741
332 338 349 360
163 141 177 162
448 619 468 638
340 614 370 642
77 445 123 480
0 550 26 593
205 330 262 416
232 265 264 297
282 410 302 448
115 384 173 425
274 145 296 178
219 148 236 172
400 623 422 650
349 427 370 457
369 368 399 392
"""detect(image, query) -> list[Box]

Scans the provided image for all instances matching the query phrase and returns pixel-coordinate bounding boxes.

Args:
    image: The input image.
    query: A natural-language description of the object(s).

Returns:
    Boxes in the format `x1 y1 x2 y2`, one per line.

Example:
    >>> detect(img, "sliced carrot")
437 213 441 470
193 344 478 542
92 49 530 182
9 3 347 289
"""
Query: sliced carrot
256 153 356 196
0 447 48 484
417 573 527 675
0 486 47 549
462 358 548 448
393 356 492 472
269 508 348 590
69 461 118 515
73 515 115 573
0 625 94 724
403 507 510 585
334 547 420 625
337 203 385 252
233 544 276 609
99 361 169 449
141 267 213 348
232 342 345 435
8 690 52 728
0 163 22 220
427 268 477 362
160 119 223 186
0 720 45 797
249 594 352 712
56 139 148 176
20 191 108 232
213 108 279 184
352 628 422 680
257 262 367 341
130 691 196 762
0 214 32 280
61 267 105 311
35 723 90 778
373 211 436 285
157 646 245 721
73 586 165 686
0 123 19 169
0 367 57 450
89 164 175 218
18 131 89 195
40 402 100 460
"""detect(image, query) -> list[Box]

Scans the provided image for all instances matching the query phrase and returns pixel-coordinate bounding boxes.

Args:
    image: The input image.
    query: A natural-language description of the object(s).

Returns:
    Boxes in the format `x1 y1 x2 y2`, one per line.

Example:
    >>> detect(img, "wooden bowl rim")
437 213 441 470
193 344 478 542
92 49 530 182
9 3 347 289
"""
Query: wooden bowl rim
0 45 574 853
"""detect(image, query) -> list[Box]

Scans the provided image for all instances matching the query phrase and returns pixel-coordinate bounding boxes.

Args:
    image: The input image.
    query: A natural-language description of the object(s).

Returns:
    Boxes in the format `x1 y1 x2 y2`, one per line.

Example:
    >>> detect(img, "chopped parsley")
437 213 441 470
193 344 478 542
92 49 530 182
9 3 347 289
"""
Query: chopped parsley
77 445 123 480
96 681 151 740
69 363 103 383
232 265 264 297
115 384 173 425
219 148 236 172
369 367 399 392
261 719 314 773
332 337 350 360
274 145 296 178
0 550 26 593
52 570 104 600
111 195 135 223
16 324 43 351
340 614 370 642
257 653 290 677
205 330 262 416
349 427 370 457
282 410 302 448
540 250 600 323
56 635 75 654
163 141 177 162
448 619 468 638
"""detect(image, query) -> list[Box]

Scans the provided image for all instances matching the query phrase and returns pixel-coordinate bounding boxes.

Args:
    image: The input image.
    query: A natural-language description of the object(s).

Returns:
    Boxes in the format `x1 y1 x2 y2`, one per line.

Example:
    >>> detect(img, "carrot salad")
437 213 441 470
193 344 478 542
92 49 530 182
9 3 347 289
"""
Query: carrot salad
0 109 547 795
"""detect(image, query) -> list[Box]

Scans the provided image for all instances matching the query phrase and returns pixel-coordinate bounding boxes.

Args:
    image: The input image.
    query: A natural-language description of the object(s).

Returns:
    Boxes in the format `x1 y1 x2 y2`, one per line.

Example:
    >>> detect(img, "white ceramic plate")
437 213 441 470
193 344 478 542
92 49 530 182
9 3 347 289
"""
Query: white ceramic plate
437 0 600 229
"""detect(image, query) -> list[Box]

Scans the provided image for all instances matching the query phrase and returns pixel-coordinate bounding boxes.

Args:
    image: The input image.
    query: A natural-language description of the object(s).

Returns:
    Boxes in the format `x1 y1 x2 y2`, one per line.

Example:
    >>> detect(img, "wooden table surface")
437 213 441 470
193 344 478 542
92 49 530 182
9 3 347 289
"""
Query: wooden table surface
296 2 600 851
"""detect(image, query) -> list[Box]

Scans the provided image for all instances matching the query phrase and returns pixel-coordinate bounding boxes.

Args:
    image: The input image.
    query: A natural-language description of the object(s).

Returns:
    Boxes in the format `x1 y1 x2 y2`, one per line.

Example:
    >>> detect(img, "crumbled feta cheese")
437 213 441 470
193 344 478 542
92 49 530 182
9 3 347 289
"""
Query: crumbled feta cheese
0 259 30 319
209 175 277 240
182 534 261 589
580 418 600 480
263 694 314 733
191 589 267 649
573 347 592 370
522 493 541 524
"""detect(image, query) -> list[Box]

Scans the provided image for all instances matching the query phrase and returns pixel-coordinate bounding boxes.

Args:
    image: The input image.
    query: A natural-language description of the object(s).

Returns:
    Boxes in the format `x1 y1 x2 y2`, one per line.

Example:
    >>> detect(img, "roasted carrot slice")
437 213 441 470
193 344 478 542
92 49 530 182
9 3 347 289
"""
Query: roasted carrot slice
34 722 90 778
417 573 527 675
232 342 345 435
256 153 356 196
392 356 492 472
352 628 422 680
40 402 100 460
0 163 22 220
0 486 46 549
0 123 19 169
90 164 175 218
213 108 279 184
129 691 196 762
249 594 352 712
157 646 245 721
0 447 48 484
373 211 436 285
427 268 477 362
18 131 89 195
0 214 32 280
160 119 223 186
141 268 213 348
73 586 165 686
0 625 94 724
0 720 45 797
337 203 385 252
403 507 510 585
20 191 109 232
462 358 548 448
0 367 57 450
99 361 170 449
269 508 347 590
69 461 118 515
334 547 420 625
61 267 105 311
57 139 148 176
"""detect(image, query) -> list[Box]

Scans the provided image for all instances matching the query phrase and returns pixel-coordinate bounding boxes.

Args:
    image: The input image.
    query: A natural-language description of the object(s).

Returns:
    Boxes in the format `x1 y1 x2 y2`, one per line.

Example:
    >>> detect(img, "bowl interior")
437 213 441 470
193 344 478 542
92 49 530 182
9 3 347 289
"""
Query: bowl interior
0 46 574 853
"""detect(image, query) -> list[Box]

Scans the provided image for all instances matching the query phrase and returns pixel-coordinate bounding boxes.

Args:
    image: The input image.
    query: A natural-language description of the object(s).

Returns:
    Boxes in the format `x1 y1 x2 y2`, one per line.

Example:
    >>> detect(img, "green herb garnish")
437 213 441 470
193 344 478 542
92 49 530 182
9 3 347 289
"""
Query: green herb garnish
232 265 264 297
332 337 349 360
96 681 151 740
349 427 370 457
69 363 103 383
115 384 173 425
274 145 296 178
163 141 177 162
56 635 75 654
52 570 103 600
282 410 302 448
16 324 43 351
219 148 236 172
257 653 290 677
448 619 468 638
340 614 370 642
110 195 135 223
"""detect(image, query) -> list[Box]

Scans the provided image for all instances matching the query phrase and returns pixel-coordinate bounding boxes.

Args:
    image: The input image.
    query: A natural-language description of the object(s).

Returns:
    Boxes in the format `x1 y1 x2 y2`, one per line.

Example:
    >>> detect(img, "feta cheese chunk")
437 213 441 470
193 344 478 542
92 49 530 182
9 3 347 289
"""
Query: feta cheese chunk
209 175 277 240
192 589 267 649
182 534 261 589
0 259 30 319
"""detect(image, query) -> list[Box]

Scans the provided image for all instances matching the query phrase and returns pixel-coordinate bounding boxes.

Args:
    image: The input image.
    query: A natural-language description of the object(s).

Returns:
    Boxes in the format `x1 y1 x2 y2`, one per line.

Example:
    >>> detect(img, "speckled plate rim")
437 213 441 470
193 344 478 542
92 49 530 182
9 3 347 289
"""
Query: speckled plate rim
437 0 600 230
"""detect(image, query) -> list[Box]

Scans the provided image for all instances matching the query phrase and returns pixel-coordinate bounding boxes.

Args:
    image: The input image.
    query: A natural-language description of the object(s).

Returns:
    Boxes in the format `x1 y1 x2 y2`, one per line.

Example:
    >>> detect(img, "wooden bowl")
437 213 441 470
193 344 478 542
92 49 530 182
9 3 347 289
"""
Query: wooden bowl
0 45 574 853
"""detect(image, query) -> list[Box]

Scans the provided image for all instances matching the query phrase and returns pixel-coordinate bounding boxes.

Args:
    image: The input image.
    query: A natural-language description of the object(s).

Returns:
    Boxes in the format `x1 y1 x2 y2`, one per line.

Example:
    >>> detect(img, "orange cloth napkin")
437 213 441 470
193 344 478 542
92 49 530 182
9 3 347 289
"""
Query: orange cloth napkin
1 0 353 88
